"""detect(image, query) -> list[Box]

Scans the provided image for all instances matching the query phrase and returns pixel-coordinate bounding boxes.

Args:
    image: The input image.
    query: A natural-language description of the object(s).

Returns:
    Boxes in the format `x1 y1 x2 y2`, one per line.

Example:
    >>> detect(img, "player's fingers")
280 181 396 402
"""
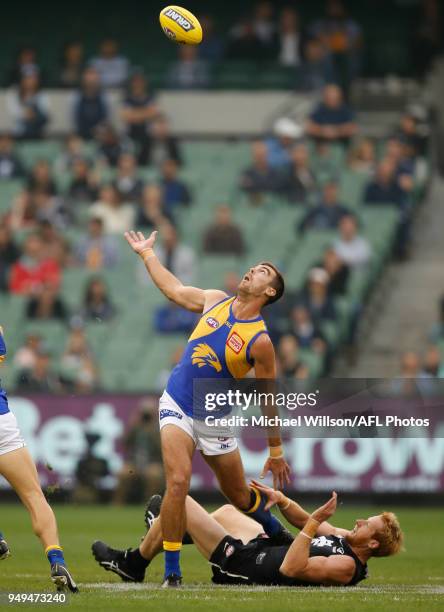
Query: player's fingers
264 500 274 511
131 230 139 241
137 231 145 241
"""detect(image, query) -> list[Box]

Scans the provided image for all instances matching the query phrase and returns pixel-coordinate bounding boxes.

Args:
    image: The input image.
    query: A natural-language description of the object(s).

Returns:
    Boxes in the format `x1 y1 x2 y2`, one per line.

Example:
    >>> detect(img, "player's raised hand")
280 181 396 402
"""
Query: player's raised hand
311 491 338 524
260 455 291 490
124 230 158 255
250 479 284 510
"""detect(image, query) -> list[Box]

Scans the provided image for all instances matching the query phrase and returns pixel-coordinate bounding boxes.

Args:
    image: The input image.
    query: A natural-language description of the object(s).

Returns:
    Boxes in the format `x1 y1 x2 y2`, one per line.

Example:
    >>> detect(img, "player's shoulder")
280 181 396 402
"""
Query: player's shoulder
203 290 229 312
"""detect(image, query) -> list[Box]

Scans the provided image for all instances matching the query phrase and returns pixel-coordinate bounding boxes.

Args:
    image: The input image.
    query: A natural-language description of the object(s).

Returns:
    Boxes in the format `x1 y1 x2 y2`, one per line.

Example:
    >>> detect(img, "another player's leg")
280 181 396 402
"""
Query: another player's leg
0 447 78 592
0 530 10 559
159 425 194 587
203 449 293 544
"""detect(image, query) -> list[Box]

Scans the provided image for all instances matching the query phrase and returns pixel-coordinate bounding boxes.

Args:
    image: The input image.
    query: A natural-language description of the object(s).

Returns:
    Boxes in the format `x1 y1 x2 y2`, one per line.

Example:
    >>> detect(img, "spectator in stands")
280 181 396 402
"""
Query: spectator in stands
120 71 159 158
298 38 335 91
320 247 349 296
26 282 68 321
253 1 276 50
90 184 135 234
299 267 337 324
384 138 416 195
333 214 372 268
306 84 357 145
266 117 303 169
413 0 442 78
239 140 280 204
90 38 129 88
347 139 376 175
363 159 407 208
420 345 441 377
0 225 20 291
280 143 317 204
75 217 119 270
160 158 191 217
32 189 70 230
167 45 210 90
276 335 308 379
198 15 224 62
113 399 163 504
81 277 115 322
275 7 301 67
8 46 41 85
38 220 71 268
0 134 24 178
203 205 245 256
142 114 182 167
289 305 327 353
395 112 428 158
27 160 57 196
309 0 363 88
154 302 198 334
136 184 171 230
67 158 99 203
13 333 42 373
298 180 350 232
72 67 109 140
59 41 84 88
55 134 88 173
113 152 144 203
227 18 267 61
96 123 127 167
6 71 49 139
400 351 420 377
9 232 61 295
16 348 60 393
59 328 98 393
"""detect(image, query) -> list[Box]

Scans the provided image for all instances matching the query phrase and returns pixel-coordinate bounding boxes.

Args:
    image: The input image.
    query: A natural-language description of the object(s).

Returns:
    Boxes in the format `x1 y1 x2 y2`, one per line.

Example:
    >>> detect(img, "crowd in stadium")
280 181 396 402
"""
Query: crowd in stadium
0 0 437 395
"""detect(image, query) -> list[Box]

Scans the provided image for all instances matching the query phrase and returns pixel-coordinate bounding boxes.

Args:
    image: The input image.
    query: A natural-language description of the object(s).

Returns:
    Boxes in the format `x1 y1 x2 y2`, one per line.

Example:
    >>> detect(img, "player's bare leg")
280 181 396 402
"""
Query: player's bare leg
0 448 59 548
203 449 291 542
0 447 78 592
160 424 195 585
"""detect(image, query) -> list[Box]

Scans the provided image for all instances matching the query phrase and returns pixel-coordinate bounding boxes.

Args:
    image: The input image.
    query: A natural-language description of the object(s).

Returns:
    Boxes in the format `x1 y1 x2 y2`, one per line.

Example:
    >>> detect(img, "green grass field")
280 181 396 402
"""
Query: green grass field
0 504 443 611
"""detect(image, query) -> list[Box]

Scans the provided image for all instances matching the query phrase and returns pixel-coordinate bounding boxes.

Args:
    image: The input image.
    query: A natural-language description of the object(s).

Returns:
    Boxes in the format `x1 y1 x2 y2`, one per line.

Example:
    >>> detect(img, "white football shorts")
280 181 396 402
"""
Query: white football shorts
0 411 26 456
158 390 238 456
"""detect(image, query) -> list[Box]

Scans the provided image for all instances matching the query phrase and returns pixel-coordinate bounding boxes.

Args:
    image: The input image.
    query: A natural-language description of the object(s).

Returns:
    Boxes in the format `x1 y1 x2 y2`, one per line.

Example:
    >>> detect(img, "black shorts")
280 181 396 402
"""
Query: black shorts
209 535 275 585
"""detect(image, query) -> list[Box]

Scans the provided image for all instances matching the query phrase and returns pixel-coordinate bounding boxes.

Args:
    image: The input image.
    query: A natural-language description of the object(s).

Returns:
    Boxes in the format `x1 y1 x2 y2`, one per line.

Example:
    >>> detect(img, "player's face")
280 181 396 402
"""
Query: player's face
238 264 276 301
347 515 384 546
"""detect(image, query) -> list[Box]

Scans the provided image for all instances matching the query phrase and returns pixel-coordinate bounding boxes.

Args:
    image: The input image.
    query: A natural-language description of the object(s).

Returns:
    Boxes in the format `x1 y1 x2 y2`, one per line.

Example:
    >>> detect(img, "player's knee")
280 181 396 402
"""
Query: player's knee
166 471 190 499
212 504 236 520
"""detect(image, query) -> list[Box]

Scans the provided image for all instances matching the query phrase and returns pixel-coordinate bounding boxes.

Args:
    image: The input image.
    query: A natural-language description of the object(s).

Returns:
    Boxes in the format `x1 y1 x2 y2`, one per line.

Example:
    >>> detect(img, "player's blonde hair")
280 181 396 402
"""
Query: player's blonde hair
372 512 404 557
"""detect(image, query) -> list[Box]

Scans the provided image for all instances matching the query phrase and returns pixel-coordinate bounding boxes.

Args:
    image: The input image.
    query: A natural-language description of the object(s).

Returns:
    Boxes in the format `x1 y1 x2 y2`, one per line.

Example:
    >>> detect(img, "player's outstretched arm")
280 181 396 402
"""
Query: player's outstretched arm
250 479 350 537
124 230 226 313
279 491 355 585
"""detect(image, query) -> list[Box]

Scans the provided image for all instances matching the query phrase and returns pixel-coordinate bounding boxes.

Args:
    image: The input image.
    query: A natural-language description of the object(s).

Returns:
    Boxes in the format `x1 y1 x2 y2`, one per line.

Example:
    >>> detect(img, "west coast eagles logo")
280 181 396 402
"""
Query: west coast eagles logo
191 343 222 372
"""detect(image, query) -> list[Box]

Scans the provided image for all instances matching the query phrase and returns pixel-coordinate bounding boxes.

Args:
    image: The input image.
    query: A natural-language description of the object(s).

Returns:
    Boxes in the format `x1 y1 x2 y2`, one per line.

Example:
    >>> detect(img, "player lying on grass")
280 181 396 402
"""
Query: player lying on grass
125 228 291 587
92 482 403 587
0 326 78 593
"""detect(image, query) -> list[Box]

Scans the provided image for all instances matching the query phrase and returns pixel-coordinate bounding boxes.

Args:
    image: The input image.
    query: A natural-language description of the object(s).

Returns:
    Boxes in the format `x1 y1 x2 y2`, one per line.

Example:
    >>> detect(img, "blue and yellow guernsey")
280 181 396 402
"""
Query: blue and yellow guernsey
0 330 9 415
166 296 268 417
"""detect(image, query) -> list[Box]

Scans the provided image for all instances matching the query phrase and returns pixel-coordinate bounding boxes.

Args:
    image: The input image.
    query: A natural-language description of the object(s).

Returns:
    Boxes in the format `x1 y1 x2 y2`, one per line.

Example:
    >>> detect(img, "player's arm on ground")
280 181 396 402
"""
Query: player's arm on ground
0 326 6 363
251 335 290 489
125 230 227 313
280 491 355 585
251 479 350 536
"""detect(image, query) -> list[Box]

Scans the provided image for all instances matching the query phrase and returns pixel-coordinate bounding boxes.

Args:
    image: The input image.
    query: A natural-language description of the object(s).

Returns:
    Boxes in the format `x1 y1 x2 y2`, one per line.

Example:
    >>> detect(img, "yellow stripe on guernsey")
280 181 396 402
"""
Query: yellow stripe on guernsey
166 296 269 417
